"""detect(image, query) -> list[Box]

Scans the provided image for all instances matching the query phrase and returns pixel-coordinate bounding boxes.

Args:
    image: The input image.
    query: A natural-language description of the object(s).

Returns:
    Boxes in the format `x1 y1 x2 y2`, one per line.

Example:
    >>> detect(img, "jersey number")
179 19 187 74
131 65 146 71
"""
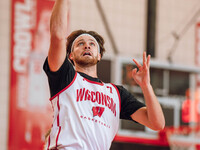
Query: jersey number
106 86 112 94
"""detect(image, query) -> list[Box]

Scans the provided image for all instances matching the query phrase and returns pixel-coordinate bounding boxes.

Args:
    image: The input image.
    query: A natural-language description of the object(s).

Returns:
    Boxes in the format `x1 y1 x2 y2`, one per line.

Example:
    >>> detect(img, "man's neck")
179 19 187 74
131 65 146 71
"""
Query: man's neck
75 65 98 78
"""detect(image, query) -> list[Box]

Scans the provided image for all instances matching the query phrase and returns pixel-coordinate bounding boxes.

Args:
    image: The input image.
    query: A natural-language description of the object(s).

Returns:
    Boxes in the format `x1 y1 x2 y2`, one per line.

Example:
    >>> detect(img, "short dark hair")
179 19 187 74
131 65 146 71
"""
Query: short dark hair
66 29 106 64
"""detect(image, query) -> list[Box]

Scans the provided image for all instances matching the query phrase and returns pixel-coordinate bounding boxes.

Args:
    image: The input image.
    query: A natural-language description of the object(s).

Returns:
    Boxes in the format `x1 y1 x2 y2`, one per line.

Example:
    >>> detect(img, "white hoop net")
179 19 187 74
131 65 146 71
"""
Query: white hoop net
167 126 200 150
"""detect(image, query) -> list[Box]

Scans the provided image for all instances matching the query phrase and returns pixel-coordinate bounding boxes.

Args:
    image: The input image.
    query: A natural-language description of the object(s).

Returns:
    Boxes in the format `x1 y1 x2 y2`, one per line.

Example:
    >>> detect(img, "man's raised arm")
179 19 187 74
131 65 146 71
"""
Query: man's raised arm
48 0 69 72
131 52 165 131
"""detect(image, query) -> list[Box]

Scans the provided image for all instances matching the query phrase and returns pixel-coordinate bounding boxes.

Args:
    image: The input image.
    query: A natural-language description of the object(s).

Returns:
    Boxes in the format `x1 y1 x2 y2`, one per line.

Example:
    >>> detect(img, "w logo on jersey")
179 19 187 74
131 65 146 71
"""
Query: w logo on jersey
92 106 105 117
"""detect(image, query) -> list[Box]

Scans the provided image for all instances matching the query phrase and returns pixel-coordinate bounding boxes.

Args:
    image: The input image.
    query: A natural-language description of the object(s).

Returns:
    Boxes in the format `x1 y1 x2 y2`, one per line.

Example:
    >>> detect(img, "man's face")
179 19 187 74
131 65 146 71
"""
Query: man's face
70 35 101 67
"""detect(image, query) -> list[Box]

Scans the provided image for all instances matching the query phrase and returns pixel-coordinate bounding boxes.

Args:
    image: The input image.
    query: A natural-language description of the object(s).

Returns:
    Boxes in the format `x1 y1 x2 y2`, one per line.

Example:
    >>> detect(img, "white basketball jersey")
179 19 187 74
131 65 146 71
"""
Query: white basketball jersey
46 72 121 150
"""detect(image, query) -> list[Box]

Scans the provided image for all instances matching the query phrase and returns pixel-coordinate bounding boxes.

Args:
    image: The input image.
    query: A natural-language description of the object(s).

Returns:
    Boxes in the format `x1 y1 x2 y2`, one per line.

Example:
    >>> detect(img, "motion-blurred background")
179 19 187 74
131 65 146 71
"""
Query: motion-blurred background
0 0 200 149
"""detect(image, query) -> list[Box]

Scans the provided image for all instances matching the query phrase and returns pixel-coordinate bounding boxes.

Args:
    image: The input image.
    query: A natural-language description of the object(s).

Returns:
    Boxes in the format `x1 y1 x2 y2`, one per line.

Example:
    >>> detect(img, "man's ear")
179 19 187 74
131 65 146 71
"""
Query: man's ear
97 53 101 61
69 53 73 60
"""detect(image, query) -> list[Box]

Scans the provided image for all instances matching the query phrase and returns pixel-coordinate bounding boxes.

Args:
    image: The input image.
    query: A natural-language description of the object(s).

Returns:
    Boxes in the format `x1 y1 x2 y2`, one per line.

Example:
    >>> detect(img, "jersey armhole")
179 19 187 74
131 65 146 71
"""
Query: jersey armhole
49 72 78 101
110 83 121 112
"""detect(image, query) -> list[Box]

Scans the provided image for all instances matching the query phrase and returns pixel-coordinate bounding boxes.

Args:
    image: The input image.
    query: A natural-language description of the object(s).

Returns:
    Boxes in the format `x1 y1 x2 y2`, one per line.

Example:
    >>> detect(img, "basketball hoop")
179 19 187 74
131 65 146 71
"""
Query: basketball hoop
166 126 200 150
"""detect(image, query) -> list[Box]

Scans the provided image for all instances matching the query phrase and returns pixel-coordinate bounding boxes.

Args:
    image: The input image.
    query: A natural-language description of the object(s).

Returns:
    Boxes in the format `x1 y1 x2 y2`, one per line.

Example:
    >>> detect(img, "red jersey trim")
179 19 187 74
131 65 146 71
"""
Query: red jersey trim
49 72 78 101
56 126 61 148
48 95 61 150
83 77 104 86
110 83 121 112
56 95 61 148
56 96 60 126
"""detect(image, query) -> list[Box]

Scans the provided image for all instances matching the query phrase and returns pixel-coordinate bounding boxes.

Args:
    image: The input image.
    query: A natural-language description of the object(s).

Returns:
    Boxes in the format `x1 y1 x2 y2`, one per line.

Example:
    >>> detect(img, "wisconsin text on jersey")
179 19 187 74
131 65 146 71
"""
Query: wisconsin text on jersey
76 88 117 116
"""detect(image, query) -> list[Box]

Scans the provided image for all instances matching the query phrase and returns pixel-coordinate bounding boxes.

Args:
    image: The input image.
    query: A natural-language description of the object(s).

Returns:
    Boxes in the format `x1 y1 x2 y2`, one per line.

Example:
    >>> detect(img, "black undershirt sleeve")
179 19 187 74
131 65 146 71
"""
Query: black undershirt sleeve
116 85 146 121
43 57 75 98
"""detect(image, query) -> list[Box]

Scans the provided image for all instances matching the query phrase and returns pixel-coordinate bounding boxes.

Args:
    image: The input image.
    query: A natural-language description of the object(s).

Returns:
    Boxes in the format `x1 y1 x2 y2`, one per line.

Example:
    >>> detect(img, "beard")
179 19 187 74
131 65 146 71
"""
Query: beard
74 55 99 67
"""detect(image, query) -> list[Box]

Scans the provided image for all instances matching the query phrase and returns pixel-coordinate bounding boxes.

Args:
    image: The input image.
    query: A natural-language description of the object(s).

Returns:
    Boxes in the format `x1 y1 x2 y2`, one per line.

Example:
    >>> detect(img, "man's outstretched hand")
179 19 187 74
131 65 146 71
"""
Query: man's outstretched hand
132 52 151 89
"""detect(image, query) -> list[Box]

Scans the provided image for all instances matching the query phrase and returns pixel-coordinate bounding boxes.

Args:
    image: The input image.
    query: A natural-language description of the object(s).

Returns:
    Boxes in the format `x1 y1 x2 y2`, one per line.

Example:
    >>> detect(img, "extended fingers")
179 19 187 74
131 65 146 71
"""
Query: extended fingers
132 58 142 68
143 51 151 68
133 52 151 69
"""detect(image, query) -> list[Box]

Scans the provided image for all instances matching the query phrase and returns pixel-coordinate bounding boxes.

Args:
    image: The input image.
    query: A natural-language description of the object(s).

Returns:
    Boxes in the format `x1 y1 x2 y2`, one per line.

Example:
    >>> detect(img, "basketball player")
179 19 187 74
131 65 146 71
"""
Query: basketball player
43 0 165 149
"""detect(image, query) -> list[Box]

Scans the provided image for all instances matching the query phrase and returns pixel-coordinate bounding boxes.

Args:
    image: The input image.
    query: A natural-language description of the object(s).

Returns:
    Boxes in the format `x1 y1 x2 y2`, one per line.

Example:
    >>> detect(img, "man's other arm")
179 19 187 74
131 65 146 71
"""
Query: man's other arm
48 0 69 72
